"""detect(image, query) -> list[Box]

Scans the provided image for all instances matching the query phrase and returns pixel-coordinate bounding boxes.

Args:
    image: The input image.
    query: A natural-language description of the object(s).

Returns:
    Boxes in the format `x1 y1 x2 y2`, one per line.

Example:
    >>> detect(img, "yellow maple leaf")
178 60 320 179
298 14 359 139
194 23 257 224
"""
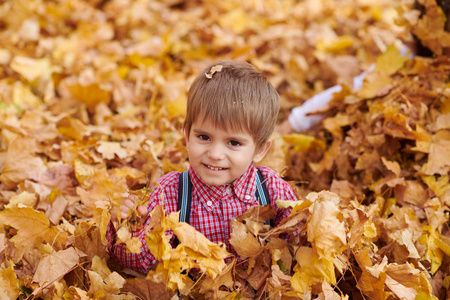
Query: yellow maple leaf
282 133 326 153
0 206 68 262
0 262 20 299
316 35 354 53
166 94 187 118
218 8 248 34
10 56 57 82
125 237 143 254
144 206 173 263
56 117 88 141
290 246 336 295
374 44 410 75
66 82 111 113
63 286 90 299
307 193 347 261
169 213 230 279
88 270 126 298
419 226 444 275
12 82 42 109
422 175 450 197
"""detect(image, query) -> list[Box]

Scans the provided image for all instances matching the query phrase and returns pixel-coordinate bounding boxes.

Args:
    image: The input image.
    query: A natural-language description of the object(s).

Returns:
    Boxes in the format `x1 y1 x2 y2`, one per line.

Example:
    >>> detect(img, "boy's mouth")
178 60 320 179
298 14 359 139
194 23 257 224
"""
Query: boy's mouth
205 164 226 171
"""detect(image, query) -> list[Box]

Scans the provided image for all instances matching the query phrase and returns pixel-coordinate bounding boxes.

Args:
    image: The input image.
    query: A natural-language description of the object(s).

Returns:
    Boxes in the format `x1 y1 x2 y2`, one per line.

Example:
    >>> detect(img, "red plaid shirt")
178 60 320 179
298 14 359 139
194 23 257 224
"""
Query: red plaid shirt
107 164 297 273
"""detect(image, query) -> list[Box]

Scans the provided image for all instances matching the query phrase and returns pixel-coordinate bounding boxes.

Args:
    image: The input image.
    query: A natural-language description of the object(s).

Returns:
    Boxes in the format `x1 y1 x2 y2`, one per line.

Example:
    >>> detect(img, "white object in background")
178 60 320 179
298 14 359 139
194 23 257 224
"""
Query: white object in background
288 64 375 133
288 44 413 133
288 85 343 133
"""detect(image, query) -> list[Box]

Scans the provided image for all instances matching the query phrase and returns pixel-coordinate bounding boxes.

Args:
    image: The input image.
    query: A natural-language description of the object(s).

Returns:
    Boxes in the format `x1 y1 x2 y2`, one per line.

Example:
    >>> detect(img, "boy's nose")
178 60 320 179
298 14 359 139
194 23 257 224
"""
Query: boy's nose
207 143 226 160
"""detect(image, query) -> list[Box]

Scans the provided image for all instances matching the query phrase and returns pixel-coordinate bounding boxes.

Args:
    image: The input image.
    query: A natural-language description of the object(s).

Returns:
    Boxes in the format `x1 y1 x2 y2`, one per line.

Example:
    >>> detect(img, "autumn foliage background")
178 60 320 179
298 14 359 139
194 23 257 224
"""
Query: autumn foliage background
0 0 450 299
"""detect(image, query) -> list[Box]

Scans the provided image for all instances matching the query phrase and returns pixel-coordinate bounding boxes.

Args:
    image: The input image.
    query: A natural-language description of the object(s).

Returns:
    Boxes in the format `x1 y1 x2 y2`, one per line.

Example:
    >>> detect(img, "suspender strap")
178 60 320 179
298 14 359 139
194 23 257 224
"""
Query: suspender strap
255 169 272 226
177 170 192 224
255 169 270 206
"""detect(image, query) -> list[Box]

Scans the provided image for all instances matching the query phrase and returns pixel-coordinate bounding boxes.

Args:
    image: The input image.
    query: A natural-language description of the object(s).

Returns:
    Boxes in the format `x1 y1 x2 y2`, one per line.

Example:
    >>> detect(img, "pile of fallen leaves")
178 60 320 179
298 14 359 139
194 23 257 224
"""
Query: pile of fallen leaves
0 0 449 299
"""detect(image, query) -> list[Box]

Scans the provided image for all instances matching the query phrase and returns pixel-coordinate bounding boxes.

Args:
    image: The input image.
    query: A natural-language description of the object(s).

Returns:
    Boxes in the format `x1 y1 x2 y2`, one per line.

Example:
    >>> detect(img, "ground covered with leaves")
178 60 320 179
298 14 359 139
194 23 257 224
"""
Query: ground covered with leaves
0 0 449 299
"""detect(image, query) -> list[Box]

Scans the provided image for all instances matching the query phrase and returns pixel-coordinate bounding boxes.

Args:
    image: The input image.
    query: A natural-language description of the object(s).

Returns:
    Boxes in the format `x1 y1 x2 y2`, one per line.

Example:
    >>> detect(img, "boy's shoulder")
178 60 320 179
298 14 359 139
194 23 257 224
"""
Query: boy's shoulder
155 171 181 189
255 165 281 178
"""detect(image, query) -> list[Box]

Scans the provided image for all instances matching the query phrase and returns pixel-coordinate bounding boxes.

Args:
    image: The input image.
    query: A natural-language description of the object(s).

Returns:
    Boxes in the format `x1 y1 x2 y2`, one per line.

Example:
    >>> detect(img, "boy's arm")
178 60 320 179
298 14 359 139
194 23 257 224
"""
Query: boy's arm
106 221 159 273
106 172 180 273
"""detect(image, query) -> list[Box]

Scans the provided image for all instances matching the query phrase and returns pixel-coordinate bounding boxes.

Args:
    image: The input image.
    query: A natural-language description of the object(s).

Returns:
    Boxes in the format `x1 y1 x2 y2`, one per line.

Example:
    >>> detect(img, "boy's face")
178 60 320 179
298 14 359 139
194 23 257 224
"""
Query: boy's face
185 117 271 186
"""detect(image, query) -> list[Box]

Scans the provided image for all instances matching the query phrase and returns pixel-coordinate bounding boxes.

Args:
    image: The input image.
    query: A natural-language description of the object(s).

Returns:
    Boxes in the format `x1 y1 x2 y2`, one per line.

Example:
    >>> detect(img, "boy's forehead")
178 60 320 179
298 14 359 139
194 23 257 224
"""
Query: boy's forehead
193 116 251 136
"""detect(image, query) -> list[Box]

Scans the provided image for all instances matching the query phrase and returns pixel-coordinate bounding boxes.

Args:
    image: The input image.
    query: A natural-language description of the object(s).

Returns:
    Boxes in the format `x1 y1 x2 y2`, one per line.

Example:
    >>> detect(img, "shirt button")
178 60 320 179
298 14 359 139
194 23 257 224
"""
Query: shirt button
206 200 213 206
244 195 251 200
226 187 232 194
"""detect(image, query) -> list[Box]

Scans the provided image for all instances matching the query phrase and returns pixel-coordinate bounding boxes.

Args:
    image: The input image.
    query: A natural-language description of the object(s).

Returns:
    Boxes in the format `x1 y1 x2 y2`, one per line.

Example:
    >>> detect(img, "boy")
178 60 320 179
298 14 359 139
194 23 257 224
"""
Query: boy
107 60 298 274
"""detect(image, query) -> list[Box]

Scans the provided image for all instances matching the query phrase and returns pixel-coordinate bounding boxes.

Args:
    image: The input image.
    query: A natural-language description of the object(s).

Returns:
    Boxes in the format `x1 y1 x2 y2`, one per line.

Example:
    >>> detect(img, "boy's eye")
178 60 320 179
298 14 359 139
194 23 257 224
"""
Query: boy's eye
229 140 241 147
198 135 210 141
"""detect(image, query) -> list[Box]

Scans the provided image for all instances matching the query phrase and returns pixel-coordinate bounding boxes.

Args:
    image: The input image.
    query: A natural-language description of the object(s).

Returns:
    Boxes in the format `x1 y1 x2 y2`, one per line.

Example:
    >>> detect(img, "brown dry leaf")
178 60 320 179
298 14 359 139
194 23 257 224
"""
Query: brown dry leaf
269 264 292 289
74 222 107 261
420 133 450 175
394 180 428 207
198 258 236 298
316 281 348 300
381 157 401 177
246 251 272 291
96 141 129 160
229 220 263 260
0 137 46 189
33 247 84 287
356 256 389 300
410 0 450 55
123 278 172 300
385 263 436 299
234 204 275 224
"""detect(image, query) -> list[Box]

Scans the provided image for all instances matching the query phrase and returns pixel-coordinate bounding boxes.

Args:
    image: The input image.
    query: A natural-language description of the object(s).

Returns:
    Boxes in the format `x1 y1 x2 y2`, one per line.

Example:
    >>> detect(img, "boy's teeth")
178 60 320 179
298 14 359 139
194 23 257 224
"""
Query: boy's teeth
208 165 223 170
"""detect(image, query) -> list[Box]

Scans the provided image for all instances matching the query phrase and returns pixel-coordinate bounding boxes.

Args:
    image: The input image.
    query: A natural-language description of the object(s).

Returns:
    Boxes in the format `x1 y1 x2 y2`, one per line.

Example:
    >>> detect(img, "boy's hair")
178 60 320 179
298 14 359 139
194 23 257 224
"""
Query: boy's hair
184 60 280 150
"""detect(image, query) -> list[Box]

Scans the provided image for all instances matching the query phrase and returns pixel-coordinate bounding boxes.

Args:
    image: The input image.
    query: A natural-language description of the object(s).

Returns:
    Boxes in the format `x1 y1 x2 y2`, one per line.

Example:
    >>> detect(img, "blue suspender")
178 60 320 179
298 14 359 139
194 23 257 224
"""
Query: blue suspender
177 169 270 224
177 170 192 224
255 169 269 207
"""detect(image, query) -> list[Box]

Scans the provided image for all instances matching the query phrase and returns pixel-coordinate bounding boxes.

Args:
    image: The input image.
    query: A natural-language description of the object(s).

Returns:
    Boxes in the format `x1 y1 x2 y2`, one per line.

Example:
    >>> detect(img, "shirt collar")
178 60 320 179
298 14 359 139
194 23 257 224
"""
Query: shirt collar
188 164 258 204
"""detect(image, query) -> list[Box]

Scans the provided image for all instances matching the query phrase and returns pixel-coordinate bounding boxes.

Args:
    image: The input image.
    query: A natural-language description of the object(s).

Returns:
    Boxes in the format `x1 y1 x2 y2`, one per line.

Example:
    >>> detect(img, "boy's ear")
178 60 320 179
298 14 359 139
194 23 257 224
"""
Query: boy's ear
253 140 272 163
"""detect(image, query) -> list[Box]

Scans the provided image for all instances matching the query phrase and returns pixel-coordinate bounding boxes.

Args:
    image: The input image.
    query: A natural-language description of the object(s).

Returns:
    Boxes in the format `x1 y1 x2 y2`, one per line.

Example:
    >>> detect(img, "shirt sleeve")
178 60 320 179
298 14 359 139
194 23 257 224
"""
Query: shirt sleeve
106 172 180 273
